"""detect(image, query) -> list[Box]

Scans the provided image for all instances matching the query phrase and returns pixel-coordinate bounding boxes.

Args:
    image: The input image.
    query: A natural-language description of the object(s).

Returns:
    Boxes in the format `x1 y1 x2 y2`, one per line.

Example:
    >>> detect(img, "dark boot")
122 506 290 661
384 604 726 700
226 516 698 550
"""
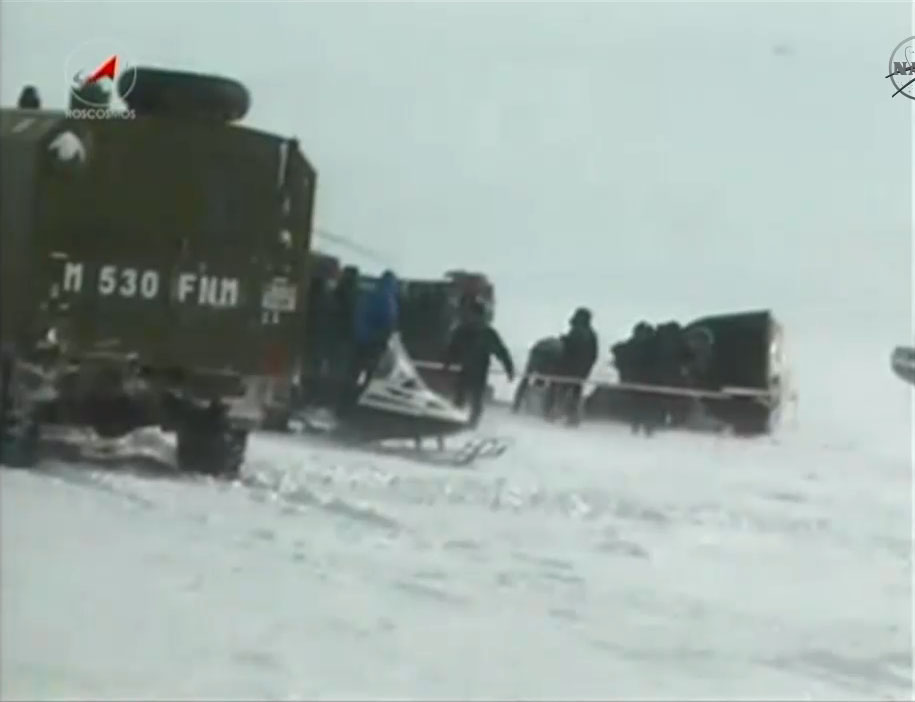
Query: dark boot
469 386 485 427
512 375 530 413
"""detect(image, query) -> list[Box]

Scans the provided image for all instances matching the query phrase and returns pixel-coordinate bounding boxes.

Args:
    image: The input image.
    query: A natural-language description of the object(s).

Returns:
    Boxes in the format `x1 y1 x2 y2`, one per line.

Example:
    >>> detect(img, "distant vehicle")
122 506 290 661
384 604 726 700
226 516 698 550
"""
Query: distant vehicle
890 346 915 385
0 67 316 475
584 309 787 436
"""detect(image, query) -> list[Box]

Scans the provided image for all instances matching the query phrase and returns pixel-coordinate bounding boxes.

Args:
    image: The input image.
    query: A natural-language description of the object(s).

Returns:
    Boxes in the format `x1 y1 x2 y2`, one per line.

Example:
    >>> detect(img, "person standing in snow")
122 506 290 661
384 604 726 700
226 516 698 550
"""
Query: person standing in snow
554 307 598 426
614 321 663 435
445 299 515 427
303 275 334 403
340 270 400 412
328 266 360 394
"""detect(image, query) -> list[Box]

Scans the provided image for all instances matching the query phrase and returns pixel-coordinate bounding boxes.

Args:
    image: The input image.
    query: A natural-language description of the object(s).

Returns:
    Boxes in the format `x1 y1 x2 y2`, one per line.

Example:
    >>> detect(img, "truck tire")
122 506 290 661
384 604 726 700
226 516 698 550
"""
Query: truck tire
1 415 40 468
176 420 246 478
262 406 291 432
119 67 250 122
174 400 246 478
0 356 40 468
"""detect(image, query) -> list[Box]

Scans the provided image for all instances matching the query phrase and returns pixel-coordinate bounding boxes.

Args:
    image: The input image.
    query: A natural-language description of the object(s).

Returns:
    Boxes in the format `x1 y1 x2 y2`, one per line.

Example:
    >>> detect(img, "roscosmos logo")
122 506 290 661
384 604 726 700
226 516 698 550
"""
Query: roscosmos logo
64 39 138 118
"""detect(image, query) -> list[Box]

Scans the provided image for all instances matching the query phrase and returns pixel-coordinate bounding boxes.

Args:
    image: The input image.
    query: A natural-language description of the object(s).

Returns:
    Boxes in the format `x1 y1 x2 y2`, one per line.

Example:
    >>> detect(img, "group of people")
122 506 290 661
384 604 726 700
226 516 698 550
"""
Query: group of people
442 297 601 428
300 267 602 429
609 320 713 434
301 266 401 415
301 268 515 427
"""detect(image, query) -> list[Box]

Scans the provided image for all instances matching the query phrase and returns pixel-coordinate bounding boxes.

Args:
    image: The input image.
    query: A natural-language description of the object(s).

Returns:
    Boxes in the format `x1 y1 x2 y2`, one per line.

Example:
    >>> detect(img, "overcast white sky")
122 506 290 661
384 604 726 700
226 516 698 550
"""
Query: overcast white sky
1 1 911 348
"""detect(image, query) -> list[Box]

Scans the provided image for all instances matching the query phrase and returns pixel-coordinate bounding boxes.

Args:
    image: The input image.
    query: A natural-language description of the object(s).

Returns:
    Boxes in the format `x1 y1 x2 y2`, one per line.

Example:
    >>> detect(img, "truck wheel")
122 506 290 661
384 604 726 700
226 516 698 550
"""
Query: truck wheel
1 412 40 468
1 355 40 468
175 403 247 478
262 407 291 432
176 422 246 478
119 67 250 122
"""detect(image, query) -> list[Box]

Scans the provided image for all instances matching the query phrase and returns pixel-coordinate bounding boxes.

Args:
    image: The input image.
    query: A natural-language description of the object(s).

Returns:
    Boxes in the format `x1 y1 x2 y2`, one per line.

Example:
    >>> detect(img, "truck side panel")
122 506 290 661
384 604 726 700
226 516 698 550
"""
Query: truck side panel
0 115 43 347
32 117 314 379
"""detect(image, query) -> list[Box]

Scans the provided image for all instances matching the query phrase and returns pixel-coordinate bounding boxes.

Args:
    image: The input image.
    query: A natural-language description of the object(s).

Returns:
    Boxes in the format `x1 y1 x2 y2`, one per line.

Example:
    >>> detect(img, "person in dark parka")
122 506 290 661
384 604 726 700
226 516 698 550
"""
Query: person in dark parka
445 299 515 427
304 276 333 388
555 307 598 425
329 266 360 397
613 321 663 435
652 321 692 425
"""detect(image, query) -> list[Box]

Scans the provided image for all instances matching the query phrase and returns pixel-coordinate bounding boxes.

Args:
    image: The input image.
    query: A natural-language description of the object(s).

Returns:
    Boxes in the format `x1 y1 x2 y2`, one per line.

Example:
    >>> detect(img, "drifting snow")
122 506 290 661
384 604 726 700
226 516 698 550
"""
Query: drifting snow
1 403 910 700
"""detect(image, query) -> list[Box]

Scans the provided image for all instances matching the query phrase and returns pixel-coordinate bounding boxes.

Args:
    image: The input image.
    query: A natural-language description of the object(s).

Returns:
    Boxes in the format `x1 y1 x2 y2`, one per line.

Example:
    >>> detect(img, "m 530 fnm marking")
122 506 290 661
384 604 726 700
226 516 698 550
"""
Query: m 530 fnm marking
61 261 240 308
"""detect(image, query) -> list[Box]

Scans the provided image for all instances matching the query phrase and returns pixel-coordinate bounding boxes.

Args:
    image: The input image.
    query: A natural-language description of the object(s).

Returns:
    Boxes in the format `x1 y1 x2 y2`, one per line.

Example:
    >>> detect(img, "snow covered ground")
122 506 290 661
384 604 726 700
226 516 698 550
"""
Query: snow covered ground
2 370 911 700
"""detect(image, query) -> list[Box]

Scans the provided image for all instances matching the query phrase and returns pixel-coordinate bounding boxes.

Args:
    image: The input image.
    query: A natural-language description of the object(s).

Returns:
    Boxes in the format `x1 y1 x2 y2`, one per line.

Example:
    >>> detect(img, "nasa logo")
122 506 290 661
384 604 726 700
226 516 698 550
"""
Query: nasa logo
887 36 915 100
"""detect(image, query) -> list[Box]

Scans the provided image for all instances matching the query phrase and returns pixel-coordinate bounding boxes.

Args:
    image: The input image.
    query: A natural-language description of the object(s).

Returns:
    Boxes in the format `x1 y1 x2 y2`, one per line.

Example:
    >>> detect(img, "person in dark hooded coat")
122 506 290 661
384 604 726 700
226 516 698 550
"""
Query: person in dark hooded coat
653 321 692 426
555 307 598 425
302 275 334 401
445 299 514 427
318 265 360 404
613 321 662 435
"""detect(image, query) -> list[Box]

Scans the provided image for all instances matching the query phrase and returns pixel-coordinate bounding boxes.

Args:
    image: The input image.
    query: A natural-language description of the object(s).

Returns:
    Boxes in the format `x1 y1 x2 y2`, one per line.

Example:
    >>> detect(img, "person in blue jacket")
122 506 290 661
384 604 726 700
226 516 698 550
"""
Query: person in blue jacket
339 270 400 412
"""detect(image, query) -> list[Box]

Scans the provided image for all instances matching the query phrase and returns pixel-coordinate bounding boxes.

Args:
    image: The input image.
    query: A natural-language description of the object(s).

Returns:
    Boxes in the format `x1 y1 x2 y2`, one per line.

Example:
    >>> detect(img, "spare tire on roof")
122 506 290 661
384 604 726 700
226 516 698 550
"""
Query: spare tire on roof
118 67 250 122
